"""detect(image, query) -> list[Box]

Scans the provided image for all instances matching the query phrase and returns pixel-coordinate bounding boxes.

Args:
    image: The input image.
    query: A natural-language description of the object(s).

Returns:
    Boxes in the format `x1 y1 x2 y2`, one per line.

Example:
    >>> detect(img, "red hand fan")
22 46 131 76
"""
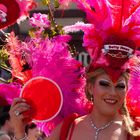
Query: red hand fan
20 76 63 122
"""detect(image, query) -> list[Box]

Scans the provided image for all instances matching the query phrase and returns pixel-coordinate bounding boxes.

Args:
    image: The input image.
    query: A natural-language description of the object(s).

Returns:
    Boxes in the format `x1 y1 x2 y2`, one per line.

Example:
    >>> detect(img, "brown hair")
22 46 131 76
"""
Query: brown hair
85 68 140 137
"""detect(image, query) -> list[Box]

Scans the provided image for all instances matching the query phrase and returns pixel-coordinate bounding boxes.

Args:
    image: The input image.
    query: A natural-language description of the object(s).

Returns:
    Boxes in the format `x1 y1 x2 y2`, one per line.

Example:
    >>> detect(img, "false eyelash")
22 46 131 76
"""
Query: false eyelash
116 84 125 89
99 80 110 87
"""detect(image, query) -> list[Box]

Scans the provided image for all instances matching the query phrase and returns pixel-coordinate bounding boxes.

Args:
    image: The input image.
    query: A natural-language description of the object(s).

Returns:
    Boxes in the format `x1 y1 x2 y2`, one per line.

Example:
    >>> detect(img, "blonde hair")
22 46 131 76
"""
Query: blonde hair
85 68 106 101
85 68 140 137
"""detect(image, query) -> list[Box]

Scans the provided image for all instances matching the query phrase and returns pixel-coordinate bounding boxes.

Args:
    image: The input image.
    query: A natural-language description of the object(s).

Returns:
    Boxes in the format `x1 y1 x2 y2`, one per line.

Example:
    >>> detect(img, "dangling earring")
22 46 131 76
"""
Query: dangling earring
90 95 94 102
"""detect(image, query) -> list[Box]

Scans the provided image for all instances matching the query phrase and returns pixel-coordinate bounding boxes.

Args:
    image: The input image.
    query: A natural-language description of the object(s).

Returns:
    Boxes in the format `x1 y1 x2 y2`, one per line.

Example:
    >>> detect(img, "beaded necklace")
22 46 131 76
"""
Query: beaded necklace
90 119 113 140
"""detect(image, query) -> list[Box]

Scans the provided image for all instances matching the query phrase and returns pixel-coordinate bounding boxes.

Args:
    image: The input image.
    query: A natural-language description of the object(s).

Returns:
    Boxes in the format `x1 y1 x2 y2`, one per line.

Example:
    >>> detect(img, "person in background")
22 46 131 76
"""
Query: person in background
0 112 14 140
0 131 11 140
25 123 46 140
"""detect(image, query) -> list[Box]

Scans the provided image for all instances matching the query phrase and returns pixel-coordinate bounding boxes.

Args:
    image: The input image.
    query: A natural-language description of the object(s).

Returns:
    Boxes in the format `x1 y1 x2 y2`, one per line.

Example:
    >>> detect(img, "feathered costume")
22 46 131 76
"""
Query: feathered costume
0 0 140 136
0 83 20 106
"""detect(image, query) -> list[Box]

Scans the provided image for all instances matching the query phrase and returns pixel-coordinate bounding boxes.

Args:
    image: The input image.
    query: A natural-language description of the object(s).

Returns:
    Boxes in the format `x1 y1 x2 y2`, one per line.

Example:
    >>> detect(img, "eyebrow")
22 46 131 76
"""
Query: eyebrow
99 79 126 85
116 80 126 84
98 79 112 84
116 82 126 86
99 79 111 82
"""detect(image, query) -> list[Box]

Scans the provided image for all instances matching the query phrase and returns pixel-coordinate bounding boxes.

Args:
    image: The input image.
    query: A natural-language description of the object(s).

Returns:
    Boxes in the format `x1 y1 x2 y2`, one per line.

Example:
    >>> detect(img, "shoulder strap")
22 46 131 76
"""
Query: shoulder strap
60 113 79 140
135 136 140 140
127 133 131 140
127 133 140 140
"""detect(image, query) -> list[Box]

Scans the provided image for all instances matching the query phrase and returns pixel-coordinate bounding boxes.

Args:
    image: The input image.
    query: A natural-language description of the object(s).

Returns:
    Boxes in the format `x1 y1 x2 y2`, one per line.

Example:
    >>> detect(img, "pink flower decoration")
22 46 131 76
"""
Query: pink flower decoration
29 13 50 28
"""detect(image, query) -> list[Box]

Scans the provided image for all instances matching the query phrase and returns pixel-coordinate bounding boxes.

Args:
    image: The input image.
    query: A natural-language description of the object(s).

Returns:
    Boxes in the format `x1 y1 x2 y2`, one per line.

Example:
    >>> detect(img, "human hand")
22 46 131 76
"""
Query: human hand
9 98 30 139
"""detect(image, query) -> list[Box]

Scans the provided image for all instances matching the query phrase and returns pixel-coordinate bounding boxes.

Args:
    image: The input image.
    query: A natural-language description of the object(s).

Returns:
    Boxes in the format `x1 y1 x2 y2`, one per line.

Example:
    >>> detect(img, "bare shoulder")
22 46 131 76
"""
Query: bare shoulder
75 114 89 124
71 115 90 134
44 121 63 140
44 115 89 140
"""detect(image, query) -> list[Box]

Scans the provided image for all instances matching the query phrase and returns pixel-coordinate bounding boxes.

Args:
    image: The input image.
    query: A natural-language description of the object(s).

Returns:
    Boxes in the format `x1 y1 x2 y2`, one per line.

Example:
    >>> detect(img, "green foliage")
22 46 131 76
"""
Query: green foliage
0 48 12 83
41 0 50 5
0 48 9 68
30 0 65 39
54 0 60 8
41 0 60 8
29 28 37 38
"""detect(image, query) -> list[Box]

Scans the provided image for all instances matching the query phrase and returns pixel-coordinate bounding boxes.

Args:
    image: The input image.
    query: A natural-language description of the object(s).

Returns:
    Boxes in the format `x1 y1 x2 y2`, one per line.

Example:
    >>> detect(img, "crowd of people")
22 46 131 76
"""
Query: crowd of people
0 112 14 139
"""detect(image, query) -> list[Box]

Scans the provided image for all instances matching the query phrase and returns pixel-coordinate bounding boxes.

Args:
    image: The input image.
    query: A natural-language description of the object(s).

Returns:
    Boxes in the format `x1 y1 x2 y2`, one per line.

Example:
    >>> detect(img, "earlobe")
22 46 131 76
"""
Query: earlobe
87 83 93 96
87 83 94 102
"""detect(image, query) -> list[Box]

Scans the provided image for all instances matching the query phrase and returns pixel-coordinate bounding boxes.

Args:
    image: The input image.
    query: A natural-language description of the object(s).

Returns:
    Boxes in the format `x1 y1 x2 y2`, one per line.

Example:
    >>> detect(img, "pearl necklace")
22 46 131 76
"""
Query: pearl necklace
90 119 113 140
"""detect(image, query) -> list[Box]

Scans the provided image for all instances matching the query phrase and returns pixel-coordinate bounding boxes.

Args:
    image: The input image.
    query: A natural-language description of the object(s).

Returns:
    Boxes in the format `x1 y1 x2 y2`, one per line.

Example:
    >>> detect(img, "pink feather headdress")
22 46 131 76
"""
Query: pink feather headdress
64 0 140 82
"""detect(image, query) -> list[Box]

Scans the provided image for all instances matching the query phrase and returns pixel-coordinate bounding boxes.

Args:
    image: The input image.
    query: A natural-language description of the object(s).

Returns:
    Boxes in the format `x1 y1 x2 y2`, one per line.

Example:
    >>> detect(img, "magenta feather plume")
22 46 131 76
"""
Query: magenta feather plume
22 34 90 134
126 52 140 125
0 83 20 106
64 0 140 59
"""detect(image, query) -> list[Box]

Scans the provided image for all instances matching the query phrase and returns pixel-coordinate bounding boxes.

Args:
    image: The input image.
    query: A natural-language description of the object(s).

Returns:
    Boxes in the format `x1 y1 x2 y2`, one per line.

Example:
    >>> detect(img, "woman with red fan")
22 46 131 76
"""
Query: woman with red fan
9 0 140 140
9 54 140 140
9 57 140 140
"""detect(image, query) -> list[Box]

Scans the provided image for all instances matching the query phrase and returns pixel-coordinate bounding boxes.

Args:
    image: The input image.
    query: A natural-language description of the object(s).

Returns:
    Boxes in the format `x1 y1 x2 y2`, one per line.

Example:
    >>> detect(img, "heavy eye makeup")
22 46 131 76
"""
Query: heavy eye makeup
115 83 126 89
99 80 126 89
99 80 110 87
